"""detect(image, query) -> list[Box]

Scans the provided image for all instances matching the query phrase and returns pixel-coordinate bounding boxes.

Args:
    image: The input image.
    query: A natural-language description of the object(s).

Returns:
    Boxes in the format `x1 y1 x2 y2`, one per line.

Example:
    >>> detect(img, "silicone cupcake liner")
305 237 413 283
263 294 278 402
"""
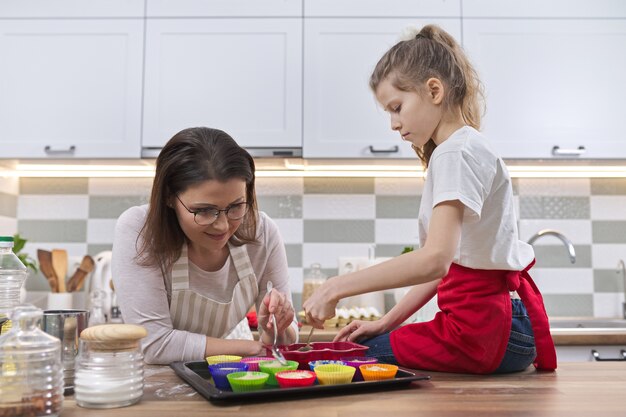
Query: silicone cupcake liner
314 364 356 385
240 356 274 372
206 355 242 366
258 360 299 385
340 356 378 381
275 370 317 388
226 372 269 392
208 362 249 390
359 364 399 381
308 360 345 371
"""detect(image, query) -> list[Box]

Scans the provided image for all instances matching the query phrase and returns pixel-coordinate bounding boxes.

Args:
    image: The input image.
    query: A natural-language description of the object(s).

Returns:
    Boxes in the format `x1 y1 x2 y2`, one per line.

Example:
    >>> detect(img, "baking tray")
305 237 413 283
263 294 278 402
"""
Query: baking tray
171 360 430 403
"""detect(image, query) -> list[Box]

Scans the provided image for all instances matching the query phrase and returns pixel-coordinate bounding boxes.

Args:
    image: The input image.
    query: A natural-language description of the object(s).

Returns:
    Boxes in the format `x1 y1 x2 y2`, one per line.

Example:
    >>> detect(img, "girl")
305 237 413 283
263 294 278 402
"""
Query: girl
303 25 556 374
113 127 297 364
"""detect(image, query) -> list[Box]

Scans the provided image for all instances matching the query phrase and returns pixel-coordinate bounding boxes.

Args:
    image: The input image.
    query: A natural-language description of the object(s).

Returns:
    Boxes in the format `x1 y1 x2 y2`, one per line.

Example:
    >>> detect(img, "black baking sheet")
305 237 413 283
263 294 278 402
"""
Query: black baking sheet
171 360 430 403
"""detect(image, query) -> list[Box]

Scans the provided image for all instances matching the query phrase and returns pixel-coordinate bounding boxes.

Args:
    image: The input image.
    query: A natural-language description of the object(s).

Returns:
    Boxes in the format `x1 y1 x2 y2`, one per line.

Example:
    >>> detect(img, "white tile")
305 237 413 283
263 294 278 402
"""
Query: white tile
24 242 88 258
592 244 626 269
0 177 19 194
288 267 303 295
593 293 625 318
0 216 17 234
89 178 153 196
517 178 590 196
303 195 375 219
273 219 303 244
375 177 424 195
590 196 626 220
531 268 594 294
256 178 303 195
87 219 117 244
18 195 89 219
303 243 373 269
375 219 420 244
518 219 592 244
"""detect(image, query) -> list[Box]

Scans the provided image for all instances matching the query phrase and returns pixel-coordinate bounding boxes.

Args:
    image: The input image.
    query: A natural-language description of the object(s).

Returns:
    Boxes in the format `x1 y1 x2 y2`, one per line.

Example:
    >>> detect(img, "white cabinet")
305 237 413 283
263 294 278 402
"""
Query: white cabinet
142 18 303 156
303 18 461 158
0 0 145 18
305 0 460 17
463 4 626 159
0 19 144 158
147 0 301 17
556 345 626 362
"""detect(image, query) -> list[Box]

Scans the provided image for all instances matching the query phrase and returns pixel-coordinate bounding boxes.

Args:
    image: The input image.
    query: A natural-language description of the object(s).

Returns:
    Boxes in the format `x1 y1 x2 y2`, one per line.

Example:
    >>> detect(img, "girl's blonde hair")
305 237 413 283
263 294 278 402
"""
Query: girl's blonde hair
370 24 485 167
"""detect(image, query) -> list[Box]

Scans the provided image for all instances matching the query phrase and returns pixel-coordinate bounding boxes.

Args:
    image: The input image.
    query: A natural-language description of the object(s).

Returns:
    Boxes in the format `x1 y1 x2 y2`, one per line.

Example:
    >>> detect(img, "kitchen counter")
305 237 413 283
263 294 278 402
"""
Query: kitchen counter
59 362 626 417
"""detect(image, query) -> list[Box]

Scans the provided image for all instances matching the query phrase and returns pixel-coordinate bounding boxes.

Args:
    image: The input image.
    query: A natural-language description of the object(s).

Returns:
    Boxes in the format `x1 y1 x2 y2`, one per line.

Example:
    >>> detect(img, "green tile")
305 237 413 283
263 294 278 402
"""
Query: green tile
373 244 411 258
89 196 149 219
303 220 374 243
291 292 302 315
20 178 88 194
88 244 113 256
17 220 86 242
592 221 626 244
304 178 374 194
284 244 302 268
519 196 590 219
256 196 302 218
376 196 420 218
590 178 626 195
24 271 53 291
0 192 17 217
593 269 625 293
532 245 590 268
543 294 593 317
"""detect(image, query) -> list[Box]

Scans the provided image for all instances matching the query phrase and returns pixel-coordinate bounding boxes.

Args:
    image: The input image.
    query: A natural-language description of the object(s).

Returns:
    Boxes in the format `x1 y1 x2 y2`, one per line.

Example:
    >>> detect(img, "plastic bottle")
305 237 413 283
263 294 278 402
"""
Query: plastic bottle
0 236 28 335
301 263 327 307
87 289 107 327
0 304 64 417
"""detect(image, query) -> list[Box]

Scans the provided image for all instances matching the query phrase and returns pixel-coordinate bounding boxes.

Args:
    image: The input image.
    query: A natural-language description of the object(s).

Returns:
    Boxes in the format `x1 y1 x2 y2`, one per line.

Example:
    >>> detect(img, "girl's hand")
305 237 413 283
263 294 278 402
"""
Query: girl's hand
334 319 387 343
257 287 294 336
302 282 338 329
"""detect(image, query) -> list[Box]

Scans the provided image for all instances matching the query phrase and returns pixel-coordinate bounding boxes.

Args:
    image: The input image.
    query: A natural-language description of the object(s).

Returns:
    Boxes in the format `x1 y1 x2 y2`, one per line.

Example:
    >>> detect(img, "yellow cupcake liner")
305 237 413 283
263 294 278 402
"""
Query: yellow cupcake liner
206 355 242 366
359 364 398 381
258 360 299 385
226 372 269 392
314 364 356 385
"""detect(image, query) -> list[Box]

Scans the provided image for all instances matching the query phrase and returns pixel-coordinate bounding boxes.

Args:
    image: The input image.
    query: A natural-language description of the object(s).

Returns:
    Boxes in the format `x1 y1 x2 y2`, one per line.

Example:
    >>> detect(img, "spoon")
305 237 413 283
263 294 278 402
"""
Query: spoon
297 325 315 352
266 281 288 366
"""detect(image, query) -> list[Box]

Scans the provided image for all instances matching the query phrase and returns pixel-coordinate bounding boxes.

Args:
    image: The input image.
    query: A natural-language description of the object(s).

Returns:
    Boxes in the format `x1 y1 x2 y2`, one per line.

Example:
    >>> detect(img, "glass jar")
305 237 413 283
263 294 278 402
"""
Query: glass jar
74 324 147 409
0 305 64 417
301 263 328 307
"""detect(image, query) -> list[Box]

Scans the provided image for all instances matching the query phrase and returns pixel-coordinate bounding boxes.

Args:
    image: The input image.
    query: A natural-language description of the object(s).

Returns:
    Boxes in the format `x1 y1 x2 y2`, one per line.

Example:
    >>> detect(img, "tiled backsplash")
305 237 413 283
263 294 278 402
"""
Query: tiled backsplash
1 176 625 318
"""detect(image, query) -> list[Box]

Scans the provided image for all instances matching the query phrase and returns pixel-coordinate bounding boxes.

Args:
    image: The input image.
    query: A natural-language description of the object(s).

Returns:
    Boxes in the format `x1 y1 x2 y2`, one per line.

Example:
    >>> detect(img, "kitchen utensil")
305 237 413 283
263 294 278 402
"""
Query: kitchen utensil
297 326 315 352
37 249 58 293
51 249 68 293
265 281 287 365
67 255 94 292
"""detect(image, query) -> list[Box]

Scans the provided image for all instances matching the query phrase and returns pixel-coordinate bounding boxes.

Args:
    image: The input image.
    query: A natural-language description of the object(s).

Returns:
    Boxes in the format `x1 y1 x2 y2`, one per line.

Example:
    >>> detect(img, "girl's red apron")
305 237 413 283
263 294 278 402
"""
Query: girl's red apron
390 261 557 373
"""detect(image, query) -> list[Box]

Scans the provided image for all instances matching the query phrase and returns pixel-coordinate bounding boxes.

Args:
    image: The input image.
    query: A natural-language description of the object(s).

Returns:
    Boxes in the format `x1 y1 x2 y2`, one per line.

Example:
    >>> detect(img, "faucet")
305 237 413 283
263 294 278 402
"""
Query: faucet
527 229 576 264
618 260 626 319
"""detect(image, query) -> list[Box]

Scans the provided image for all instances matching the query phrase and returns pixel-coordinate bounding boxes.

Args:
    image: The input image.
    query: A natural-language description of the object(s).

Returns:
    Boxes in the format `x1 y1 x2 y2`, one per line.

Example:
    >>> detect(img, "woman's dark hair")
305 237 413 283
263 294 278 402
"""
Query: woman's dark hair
137 127 258 275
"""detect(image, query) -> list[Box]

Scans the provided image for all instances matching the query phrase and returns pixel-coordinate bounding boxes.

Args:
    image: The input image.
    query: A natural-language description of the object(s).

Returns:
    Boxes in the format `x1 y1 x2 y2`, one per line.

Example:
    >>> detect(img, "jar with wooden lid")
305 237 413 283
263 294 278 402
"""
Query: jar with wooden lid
74 324 147 409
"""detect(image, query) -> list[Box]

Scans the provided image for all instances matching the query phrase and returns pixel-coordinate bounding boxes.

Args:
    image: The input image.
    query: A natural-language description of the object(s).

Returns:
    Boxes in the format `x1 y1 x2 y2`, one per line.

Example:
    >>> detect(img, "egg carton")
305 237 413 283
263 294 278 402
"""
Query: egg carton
299 306 382 327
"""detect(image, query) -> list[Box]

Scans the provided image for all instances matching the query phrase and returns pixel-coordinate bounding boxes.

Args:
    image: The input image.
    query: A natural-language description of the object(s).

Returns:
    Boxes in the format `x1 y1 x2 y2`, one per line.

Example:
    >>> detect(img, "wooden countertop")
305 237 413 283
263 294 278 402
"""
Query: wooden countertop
295 325 626 346
59 362 626 417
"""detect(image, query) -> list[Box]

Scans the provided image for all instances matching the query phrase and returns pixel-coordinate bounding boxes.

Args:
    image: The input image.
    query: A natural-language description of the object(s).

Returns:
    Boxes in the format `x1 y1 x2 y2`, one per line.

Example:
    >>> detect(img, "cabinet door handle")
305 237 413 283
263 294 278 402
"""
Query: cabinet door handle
44 145 76 155
551 145 586 157
591 349 626 361
369 145 399 154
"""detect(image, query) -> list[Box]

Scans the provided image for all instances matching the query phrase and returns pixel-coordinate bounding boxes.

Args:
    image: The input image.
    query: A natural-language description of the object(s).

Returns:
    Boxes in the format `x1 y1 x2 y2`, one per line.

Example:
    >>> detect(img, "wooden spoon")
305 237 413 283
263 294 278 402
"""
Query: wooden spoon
67 255 95 292
37 249 58 293
51 249 68 293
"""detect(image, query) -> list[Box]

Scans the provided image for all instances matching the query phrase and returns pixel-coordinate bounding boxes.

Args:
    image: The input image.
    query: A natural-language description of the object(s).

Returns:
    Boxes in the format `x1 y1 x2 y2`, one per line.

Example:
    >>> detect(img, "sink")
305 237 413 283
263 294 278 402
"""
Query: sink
549 318 626 329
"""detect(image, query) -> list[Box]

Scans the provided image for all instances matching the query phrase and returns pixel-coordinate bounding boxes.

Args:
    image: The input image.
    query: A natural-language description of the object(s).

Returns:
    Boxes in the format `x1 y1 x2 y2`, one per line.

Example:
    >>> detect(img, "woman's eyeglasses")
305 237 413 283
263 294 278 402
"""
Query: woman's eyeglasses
175 195 249 226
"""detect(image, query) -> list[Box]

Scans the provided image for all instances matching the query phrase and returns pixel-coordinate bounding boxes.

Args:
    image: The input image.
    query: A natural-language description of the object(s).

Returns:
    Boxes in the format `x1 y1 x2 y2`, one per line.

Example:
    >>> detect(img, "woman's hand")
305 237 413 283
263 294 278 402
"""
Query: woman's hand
257 287 295 337
334 319 388 343
302 281 338 329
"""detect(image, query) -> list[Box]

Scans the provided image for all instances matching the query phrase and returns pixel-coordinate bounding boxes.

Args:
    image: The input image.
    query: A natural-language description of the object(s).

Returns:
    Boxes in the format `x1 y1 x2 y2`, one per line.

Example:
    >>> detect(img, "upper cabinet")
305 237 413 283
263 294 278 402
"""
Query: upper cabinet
462 0 626 159
142 17 303 156
146 0 302 17
305 0 460 17
0 0 145 18
0 16 144 158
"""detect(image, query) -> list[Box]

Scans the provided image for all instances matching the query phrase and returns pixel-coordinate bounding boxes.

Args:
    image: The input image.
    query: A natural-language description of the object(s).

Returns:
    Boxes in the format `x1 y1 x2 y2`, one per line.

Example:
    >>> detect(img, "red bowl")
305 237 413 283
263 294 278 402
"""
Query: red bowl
275 370 316 388
266 342 369 370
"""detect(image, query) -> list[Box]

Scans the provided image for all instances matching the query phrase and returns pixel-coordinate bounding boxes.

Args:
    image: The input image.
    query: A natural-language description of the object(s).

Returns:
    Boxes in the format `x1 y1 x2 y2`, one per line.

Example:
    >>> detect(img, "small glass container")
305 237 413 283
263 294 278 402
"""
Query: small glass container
74 324 147 409
0 305 64 417
301 263 327 307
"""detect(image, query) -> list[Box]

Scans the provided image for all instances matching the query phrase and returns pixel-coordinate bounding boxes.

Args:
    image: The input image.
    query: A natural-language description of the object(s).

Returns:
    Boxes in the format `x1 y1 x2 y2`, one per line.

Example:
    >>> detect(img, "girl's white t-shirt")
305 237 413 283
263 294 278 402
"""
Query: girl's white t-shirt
418 126 534 271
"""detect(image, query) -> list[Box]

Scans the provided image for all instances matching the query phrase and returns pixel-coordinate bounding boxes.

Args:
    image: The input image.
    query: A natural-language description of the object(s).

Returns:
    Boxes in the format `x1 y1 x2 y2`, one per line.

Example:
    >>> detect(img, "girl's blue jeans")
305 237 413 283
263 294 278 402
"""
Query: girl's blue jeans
359 299 537 373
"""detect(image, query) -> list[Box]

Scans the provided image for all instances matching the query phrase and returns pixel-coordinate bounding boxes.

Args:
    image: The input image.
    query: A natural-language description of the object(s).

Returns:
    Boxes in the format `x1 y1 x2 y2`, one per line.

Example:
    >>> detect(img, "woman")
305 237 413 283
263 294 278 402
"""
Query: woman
112 127 297 364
